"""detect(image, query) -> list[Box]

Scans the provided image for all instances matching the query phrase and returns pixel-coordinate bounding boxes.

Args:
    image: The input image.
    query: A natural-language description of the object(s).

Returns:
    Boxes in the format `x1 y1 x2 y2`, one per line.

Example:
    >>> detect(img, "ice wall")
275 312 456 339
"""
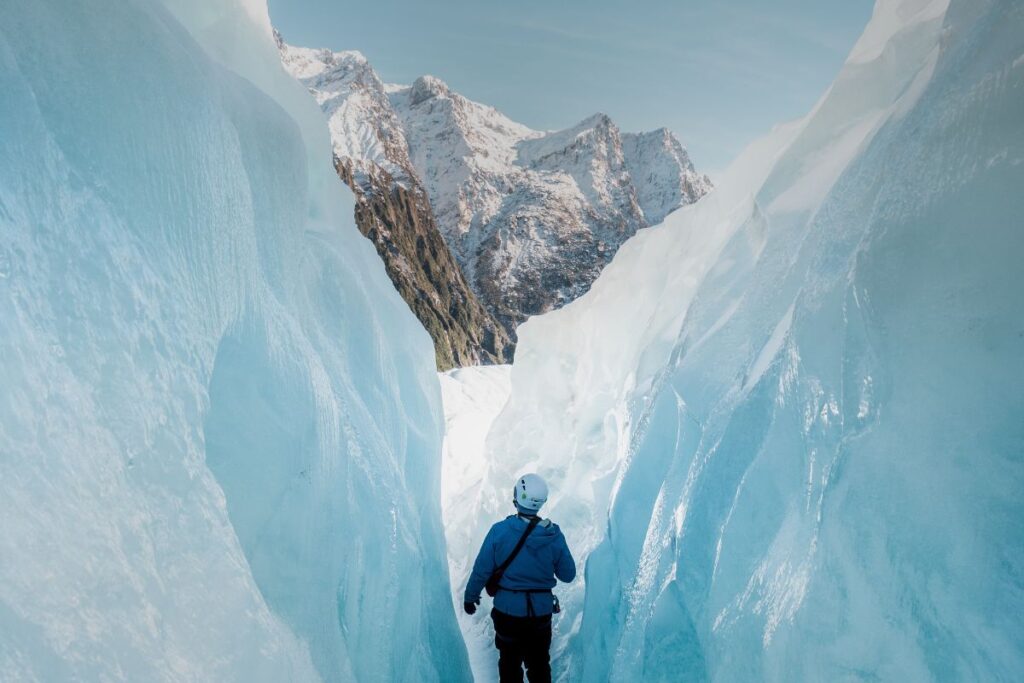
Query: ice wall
469 0 1024 679
0 0 470 681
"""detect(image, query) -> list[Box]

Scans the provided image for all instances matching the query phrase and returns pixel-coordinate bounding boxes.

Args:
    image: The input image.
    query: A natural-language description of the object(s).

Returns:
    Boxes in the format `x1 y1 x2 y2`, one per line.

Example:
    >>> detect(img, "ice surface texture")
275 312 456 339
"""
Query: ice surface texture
463 0 1024 679
0 0 469 680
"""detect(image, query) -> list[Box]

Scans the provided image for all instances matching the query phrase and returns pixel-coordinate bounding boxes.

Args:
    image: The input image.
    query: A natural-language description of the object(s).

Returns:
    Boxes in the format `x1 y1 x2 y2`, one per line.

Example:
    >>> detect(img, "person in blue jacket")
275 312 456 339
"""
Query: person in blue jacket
464 473 576 683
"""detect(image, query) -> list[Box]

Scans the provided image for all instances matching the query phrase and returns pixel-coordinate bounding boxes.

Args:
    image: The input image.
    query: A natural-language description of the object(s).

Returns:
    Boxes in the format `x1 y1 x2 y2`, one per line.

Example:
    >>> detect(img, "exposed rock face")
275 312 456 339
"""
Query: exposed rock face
278 33 711 362
335 158 512 369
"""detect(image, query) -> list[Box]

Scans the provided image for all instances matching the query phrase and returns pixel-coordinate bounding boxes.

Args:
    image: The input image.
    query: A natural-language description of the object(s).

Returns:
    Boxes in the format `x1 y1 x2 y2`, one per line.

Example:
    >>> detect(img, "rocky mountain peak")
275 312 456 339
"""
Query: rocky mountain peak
578 111 614 130
621 128 712 224
278 36 712 365
408 75 451 105
517 111 624 171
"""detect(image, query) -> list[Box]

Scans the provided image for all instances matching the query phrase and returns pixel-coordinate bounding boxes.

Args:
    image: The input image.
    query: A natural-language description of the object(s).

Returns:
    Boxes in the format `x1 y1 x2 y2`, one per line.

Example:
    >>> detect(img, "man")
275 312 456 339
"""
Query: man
464 473 576 683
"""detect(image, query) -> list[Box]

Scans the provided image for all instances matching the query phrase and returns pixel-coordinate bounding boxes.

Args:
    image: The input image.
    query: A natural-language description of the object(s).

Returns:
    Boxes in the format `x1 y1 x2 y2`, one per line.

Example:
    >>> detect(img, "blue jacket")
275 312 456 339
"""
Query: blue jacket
465 514 576 617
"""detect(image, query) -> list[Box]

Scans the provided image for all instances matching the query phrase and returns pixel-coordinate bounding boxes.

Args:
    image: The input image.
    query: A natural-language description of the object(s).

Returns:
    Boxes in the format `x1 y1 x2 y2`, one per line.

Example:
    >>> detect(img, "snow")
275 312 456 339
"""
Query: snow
449 0 1024 679
0 0 469 681
438 366 513 683
388 75 711 323
278 40 412 181
622 128 714 224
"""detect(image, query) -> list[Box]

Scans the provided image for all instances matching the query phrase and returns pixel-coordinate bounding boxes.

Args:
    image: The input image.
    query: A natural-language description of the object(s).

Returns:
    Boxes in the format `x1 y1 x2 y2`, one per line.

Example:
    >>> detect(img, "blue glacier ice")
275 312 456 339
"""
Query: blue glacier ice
0 0 469 680
450 0 1024 679
3 0 1022 679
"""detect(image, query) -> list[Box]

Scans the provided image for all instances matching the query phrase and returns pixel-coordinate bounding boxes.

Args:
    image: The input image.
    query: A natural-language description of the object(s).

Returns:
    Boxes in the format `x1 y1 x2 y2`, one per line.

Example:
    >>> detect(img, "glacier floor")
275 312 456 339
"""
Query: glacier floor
439 366 513 683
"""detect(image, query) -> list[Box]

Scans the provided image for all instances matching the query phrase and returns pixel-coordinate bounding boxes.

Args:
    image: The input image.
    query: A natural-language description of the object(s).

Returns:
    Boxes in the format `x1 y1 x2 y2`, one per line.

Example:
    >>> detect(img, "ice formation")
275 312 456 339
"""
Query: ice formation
3 0 1022 679
450 0 1024 679
0 0 469 681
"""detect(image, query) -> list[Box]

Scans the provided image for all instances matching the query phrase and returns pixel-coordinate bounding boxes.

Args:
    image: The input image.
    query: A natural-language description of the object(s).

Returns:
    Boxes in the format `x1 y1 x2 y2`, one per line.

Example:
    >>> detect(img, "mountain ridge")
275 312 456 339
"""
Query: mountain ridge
278 33 711 364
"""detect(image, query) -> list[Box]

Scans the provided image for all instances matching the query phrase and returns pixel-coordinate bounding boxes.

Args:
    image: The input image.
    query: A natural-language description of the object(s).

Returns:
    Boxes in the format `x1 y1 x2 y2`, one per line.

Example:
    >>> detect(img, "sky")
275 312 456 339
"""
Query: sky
268 0 874 174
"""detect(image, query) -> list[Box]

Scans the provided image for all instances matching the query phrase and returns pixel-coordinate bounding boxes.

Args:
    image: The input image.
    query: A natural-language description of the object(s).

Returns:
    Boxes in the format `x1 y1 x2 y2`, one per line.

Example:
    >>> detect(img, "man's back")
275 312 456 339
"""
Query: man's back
463 473 574 683
466 514 576 617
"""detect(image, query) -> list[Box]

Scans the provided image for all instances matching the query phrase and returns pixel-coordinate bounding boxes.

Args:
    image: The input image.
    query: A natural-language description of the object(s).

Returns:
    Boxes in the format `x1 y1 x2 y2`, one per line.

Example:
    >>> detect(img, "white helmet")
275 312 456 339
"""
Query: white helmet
513 473 549 512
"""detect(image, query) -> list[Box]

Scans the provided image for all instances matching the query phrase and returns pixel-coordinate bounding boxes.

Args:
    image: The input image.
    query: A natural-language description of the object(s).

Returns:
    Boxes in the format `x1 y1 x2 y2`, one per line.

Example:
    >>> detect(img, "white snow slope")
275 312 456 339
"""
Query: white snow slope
0 0 469 681
449 0 1024 679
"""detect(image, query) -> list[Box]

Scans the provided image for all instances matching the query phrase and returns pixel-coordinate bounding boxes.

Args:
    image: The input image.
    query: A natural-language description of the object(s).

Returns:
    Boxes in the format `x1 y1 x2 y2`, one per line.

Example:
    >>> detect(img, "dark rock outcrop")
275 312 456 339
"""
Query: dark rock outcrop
335 157 513 370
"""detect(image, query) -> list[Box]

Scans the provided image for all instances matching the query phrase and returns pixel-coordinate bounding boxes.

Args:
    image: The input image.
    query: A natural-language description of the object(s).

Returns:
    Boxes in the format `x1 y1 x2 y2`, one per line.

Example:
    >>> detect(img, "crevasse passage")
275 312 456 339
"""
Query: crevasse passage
1 0 1022 680
442 0 1024 680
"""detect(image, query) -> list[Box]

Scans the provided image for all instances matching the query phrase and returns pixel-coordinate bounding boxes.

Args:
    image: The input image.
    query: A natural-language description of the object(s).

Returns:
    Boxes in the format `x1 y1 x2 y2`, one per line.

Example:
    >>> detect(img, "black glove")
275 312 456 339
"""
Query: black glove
463 600 478 615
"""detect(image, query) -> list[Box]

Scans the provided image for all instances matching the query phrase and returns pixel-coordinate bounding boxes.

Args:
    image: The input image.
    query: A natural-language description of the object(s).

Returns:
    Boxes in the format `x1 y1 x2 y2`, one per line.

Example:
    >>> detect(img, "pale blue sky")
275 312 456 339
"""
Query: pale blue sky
268 0 873 174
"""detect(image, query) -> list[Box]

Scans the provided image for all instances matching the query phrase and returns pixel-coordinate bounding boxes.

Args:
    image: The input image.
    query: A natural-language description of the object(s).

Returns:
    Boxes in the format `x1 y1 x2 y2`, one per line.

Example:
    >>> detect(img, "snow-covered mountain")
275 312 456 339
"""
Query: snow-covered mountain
278 36 513 369
622 127 712 224
279 36 711 343
276 39 413 185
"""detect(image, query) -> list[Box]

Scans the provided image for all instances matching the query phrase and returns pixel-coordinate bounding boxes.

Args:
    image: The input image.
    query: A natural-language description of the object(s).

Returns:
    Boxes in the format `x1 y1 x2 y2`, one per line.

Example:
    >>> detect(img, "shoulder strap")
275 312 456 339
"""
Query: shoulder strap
493 517 540 581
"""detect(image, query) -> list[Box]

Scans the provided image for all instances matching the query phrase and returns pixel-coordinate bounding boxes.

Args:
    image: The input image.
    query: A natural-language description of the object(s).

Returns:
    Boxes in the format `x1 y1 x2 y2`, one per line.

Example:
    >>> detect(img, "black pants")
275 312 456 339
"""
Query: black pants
491 608 553 683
